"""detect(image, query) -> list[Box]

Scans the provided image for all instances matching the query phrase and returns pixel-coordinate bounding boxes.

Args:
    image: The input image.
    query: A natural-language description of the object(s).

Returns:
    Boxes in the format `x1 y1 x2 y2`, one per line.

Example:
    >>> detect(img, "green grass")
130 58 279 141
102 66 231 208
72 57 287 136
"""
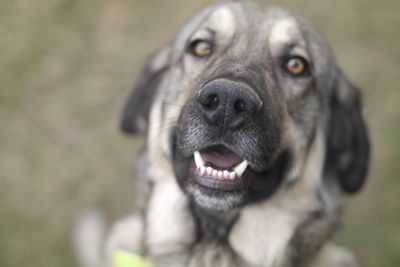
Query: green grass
0 0 399 266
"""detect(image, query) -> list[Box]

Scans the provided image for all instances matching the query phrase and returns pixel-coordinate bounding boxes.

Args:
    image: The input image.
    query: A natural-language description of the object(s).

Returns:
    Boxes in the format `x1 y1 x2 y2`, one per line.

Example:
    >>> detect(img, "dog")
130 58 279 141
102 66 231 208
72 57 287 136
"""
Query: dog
76 2 370 267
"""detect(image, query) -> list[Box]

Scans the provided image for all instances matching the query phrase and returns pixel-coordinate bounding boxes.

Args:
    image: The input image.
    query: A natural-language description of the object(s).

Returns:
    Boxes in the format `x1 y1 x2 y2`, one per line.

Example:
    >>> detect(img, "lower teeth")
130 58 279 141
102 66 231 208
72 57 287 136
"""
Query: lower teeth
193 151 247 180
197 167 237 180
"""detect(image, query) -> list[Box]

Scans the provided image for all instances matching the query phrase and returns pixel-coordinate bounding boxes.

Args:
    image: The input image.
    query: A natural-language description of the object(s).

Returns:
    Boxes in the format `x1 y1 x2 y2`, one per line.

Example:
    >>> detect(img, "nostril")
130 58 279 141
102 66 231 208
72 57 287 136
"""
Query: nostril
234 99 246 113
198 80 260 129
203 94 220 110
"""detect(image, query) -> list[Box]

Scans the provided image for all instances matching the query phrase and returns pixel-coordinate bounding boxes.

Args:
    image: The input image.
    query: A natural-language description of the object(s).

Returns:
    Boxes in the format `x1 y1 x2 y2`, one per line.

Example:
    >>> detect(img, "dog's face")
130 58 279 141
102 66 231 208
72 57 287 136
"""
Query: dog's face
121 3 370 212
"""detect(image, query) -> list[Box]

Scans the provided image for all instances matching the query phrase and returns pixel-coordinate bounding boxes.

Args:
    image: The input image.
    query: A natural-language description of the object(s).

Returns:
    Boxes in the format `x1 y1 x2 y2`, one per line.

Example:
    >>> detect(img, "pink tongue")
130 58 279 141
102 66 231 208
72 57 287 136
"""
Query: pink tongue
200 146 242 169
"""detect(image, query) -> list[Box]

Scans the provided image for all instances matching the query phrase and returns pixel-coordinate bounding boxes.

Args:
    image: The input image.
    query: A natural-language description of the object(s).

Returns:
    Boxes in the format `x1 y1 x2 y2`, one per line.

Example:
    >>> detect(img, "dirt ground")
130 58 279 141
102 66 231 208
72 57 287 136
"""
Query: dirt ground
0 0 399 266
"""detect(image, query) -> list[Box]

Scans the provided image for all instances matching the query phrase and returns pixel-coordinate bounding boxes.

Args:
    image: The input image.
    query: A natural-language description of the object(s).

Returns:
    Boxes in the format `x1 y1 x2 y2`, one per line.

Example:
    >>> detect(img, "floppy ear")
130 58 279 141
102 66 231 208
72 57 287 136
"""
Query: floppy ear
120 45 171 134
324 69 370 194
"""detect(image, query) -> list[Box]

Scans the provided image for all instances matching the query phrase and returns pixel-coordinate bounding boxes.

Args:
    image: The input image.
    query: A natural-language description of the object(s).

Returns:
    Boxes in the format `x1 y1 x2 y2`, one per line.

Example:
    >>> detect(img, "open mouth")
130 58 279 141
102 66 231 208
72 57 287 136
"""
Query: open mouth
192 146 249 190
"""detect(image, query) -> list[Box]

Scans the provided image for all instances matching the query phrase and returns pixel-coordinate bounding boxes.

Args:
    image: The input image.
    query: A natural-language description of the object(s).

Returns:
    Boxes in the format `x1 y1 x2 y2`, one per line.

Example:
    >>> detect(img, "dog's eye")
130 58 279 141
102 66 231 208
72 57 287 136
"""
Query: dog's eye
284 57 308 76
189 40 213 57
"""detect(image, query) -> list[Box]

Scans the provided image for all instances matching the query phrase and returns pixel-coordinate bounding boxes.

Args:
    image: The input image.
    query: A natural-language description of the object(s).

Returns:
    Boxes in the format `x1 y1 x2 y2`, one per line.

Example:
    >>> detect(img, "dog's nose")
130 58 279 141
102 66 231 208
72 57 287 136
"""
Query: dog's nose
198 80 260 130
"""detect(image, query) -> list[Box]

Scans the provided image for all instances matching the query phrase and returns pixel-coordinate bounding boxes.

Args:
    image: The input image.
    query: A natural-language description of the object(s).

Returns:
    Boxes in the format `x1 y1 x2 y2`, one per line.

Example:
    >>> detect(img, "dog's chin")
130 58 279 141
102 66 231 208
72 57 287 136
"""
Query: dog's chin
173 144 291 213
186 182 246 212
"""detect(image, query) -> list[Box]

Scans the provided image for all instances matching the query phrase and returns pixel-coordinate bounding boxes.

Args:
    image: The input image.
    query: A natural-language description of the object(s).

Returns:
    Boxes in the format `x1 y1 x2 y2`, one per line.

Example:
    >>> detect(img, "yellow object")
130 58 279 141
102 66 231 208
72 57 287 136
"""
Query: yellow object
114 250 154 267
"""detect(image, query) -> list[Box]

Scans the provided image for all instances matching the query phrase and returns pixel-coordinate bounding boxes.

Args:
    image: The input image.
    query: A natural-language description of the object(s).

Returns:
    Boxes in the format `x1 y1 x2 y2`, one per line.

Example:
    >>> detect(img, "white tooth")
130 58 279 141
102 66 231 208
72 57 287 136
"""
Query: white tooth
223 170 230 179
233 160 249 178
194 151 205 168
212 170 218 177
229 171 236 180
206 167 213 176
199 166 206 176
217 171 223 178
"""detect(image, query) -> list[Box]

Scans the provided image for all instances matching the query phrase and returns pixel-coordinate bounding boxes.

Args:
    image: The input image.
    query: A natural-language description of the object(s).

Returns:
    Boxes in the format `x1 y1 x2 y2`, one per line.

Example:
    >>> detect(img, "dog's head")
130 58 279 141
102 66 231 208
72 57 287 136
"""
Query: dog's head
121 3 370 212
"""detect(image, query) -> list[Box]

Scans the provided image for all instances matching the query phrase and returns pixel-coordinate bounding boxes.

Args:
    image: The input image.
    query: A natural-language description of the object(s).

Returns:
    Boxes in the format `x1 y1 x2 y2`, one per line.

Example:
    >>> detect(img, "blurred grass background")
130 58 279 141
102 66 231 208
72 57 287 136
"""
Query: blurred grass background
0 0 399 266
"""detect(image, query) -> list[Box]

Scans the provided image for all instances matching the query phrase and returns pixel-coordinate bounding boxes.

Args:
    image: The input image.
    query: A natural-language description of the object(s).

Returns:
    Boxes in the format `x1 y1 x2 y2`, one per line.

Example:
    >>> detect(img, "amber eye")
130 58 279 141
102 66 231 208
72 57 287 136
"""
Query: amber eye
285 57 307 76
190 40 212 57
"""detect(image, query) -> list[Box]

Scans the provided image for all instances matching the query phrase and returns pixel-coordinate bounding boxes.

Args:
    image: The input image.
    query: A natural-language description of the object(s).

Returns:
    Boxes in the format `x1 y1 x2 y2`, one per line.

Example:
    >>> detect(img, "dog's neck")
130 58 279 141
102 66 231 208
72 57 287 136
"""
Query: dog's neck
190 203 240 243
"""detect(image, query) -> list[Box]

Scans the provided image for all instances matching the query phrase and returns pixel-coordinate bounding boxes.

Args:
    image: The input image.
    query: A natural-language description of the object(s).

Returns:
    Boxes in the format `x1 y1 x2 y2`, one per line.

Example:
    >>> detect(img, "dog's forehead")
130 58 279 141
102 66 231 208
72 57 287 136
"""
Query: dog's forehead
184 4 307 54
169 2 335 83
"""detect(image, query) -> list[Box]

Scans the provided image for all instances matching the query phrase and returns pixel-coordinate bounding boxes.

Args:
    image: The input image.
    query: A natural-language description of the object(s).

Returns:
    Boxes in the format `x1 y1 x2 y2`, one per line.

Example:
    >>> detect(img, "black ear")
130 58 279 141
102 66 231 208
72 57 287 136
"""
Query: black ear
120 45 170 134
324 70 370 194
